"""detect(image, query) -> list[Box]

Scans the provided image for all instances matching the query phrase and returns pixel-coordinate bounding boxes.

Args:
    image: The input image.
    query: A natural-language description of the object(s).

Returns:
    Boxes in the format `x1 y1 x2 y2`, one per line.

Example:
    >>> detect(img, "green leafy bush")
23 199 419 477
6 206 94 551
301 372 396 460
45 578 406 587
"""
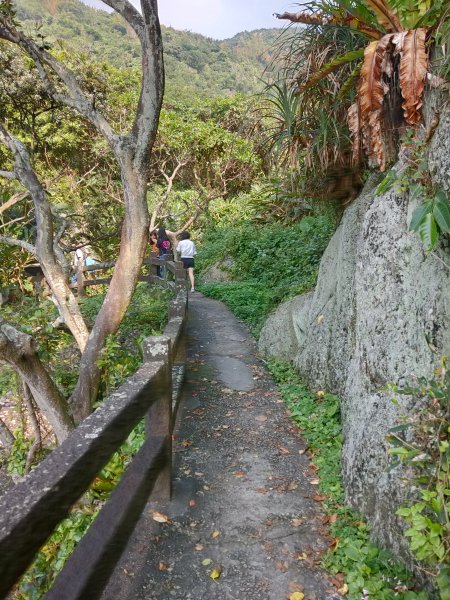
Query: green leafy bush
376 133 450 253
198 216 334 334
269 360 426 600
387 359 450 598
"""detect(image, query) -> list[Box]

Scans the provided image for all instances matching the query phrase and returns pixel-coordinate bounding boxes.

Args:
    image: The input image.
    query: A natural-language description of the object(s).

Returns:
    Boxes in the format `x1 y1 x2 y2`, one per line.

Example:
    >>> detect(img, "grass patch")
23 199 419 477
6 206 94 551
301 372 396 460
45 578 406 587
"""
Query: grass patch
268 360 427 600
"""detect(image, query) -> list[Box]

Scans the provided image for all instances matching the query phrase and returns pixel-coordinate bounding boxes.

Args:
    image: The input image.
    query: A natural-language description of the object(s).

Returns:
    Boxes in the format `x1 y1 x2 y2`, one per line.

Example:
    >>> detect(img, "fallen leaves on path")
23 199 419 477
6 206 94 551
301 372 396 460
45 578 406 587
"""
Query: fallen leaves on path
202 558 212 566
289 593 304 600
211 530 220 538
151 511 170 523
322 514 338 524
158 562 170 571
195 543 204 551
338 583 349 595
233 470 246 478
278 446 290 455
292 518 304 527
255 415 268 422
210 566 222 580
293 552 308 561
275 560 289 572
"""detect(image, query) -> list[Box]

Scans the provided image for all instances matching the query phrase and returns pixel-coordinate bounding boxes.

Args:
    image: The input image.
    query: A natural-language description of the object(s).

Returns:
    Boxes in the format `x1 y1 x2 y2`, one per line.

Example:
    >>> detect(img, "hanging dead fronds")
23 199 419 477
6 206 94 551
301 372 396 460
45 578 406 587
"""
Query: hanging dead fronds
347 102 361 164
348 27 429 170
358 35 394 169
399 28 428 125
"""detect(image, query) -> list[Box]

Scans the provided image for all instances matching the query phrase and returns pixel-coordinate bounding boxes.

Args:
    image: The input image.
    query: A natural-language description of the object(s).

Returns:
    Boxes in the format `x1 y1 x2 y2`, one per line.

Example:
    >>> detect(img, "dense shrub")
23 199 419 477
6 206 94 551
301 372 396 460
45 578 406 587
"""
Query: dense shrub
198 215 334 334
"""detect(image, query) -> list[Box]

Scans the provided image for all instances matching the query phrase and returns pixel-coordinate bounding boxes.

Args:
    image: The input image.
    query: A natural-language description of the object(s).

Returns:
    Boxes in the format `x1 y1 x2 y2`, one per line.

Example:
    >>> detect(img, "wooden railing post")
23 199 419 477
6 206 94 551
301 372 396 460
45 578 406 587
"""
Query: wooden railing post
143 336 172 501
76 263 86 298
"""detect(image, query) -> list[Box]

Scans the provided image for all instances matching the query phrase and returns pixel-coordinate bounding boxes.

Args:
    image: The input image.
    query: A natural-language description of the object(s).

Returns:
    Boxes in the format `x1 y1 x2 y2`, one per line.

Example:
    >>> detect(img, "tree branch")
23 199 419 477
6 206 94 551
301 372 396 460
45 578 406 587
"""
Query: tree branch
0 22 119 151
0 235 36 255
0 319 73 444
149 158 188 230
0 191 29 215
0 170 16 180
131 0 164 171
0 24 18 43
98 0 144 40
0 124 89 352
22 382 42 474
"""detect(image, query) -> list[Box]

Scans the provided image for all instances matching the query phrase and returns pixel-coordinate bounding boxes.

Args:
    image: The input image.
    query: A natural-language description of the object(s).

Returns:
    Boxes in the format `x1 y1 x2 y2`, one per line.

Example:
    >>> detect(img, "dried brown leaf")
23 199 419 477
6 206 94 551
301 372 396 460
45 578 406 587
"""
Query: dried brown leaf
399 28 428 125
358 34 394 169
361 0 402 32
151 511 169 523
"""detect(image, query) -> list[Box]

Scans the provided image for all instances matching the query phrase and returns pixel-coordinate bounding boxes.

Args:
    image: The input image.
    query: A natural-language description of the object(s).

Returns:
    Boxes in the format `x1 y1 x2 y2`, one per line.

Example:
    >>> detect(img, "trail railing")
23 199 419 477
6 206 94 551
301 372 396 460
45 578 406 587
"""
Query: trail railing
0 282 188 599
72 251 186 297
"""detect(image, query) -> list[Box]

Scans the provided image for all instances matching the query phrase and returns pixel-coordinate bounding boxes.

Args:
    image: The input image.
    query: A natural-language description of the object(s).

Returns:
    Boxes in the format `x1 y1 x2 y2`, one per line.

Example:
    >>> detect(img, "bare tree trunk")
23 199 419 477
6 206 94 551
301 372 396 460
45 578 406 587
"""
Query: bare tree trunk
23 382 42 473
70 174 149 422
0 417 14 450
0 321 73 443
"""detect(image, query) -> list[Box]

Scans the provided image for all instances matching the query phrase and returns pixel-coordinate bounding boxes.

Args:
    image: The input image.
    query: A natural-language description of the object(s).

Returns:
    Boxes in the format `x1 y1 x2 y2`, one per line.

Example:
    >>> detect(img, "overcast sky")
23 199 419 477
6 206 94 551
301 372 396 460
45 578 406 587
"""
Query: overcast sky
82 0 294 39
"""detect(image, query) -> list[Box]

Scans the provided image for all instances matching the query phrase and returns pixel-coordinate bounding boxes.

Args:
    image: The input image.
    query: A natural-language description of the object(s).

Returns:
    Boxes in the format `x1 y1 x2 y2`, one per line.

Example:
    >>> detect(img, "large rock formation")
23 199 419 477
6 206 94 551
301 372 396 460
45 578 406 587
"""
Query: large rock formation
258 104 450 562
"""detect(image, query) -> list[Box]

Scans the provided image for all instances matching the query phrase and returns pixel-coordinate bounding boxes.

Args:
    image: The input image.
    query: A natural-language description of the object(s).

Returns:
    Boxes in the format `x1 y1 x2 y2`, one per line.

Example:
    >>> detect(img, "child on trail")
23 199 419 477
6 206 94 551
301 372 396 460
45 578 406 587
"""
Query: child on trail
157 227 172 277
176 231 197 292
149 230 158 254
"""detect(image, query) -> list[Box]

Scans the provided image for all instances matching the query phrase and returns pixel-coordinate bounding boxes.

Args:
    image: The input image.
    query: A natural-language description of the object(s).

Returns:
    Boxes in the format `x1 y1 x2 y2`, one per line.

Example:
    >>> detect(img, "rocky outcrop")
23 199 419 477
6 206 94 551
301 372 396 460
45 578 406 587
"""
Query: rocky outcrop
258 103 450 562
258 293 313 362
200 257 234 283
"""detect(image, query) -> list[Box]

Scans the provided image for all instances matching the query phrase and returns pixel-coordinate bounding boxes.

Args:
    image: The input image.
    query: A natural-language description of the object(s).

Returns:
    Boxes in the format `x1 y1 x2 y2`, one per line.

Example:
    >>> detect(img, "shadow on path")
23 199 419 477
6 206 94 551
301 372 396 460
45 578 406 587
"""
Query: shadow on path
103 293 341 600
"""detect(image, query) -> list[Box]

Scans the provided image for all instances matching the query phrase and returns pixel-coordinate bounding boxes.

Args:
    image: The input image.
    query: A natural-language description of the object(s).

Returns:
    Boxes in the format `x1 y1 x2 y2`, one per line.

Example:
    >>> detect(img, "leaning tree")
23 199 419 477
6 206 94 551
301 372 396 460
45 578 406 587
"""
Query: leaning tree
0 0 164 436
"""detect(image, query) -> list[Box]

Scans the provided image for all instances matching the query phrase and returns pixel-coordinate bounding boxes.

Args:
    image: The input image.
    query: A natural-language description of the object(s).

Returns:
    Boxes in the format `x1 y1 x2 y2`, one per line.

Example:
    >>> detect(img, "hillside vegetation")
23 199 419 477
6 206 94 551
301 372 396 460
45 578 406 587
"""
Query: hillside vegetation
14 0 280 100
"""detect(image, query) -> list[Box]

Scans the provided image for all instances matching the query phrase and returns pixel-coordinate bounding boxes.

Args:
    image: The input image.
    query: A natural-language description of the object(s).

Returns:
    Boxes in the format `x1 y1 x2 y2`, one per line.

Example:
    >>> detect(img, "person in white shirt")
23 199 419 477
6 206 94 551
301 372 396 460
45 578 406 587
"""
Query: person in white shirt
176 231 197 292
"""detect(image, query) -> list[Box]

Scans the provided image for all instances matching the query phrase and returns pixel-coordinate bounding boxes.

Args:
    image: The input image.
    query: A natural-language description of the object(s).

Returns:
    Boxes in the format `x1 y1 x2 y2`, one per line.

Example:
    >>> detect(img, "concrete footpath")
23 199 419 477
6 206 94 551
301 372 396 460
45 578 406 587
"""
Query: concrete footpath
102 293 342 600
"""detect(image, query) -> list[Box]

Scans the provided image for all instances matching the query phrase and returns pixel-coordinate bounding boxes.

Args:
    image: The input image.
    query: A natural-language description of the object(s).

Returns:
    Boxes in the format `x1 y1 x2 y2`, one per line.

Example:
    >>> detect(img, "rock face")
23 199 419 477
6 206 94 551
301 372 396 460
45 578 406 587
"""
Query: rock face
258 104 450 562
200 257 234 283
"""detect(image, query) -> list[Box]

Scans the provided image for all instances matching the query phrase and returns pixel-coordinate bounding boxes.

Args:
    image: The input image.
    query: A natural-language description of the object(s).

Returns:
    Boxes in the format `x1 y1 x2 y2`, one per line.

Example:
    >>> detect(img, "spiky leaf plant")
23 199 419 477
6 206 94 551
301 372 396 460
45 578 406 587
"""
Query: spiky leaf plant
275 0 448 172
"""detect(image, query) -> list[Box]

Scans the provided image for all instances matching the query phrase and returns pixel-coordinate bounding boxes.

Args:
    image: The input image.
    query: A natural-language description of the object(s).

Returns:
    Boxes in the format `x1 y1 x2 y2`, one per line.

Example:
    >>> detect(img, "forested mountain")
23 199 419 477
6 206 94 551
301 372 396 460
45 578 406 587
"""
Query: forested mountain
13 0 280 99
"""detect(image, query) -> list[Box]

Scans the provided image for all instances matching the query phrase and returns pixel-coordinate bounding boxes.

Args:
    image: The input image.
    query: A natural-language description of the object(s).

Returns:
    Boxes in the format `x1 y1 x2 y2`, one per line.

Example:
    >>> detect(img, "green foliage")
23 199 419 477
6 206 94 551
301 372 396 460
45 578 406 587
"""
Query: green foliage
198 216 334 334
268 360 425 600
17 509 99 599
376 134 450 253
0 284 170 411
15 419 146 598
152 97 262 201
83 284 171 398
6 429 31 476
13 0 279 99
0 364 17 398
386 359 450 596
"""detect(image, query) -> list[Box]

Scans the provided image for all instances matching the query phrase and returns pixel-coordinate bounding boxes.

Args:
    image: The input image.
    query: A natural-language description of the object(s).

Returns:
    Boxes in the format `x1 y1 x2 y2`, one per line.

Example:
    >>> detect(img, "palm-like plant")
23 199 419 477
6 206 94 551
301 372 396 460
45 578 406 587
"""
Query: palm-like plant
275 0 449 171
